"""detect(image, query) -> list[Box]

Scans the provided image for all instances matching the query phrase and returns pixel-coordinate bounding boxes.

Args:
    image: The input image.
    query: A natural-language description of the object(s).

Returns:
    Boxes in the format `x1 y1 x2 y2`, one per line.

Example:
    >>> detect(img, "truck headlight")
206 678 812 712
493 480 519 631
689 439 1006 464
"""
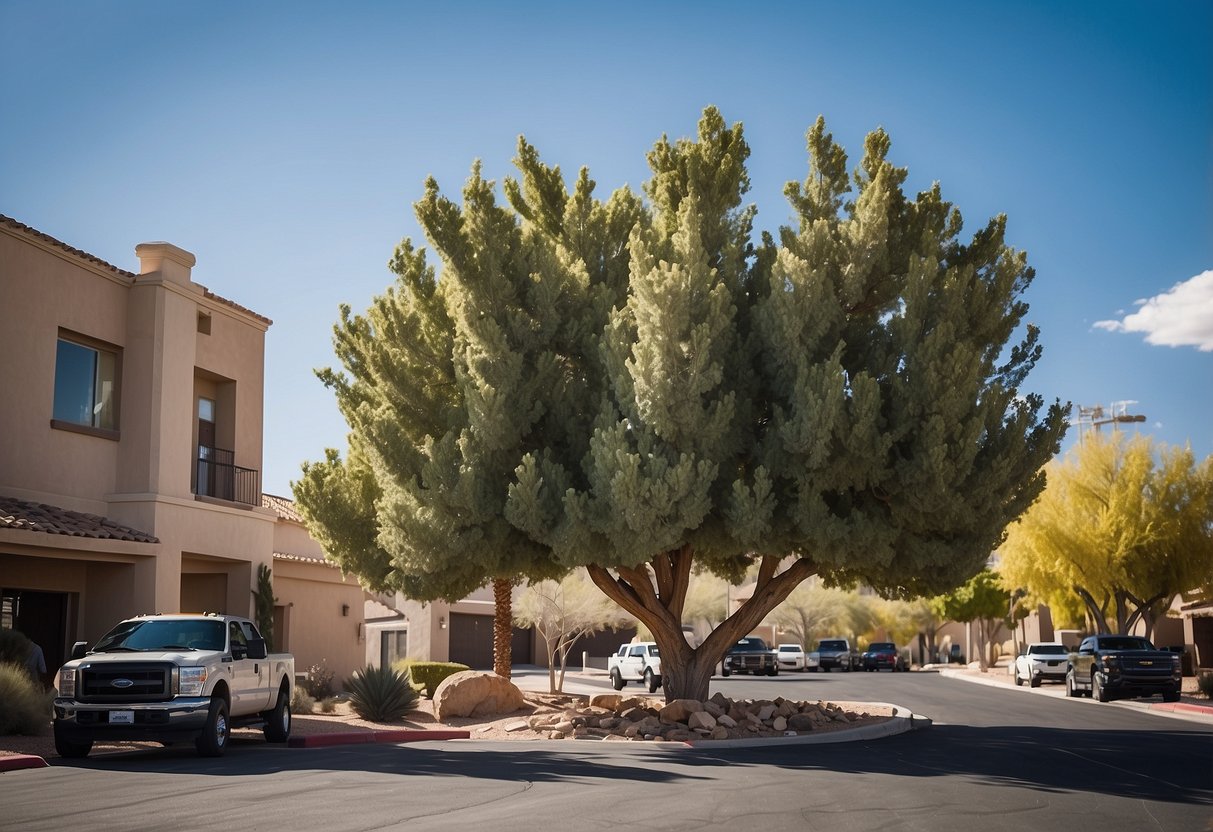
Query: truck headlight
178 667 208 696
57 668 76 698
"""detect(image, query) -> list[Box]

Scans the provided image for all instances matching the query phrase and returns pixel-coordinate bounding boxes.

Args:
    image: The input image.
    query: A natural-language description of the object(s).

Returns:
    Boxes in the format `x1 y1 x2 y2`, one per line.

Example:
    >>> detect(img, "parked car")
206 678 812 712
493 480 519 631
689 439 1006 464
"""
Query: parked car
1012 642 1069 687
862 642 906 671
775 643 819 672
1066 634 1181 703
816 638 861 672
608 642 662 692
53 613 294 759
723 636 779 676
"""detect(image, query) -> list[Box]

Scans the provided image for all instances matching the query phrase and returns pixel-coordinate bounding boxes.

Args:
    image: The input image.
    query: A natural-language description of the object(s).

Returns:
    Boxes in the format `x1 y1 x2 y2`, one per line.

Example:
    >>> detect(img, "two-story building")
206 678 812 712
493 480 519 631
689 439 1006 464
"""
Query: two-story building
0 215 364 683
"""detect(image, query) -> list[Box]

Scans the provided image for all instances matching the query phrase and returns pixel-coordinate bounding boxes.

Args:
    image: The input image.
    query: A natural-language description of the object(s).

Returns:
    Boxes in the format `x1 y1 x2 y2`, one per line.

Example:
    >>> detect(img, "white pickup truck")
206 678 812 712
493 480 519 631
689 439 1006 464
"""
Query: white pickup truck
608 642 662 692
53 613 294 758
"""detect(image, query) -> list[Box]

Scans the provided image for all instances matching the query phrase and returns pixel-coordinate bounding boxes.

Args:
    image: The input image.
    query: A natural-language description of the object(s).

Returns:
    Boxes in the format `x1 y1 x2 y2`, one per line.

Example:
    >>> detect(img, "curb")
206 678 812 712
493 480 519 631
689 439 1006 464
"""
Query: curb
678 704 927 749
288 729 470 748
0 754 49 772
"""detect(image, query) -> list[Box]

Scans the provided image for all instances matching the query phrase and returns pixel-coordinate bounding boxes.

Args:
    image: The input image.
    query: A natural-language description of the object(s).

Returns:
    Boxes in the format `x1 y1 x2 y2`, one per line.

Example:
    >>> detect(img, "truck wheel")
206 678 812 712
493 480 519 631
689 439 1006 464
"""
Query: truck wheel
263 687 291 743
53 724 92 759
722 667 731 677
610 669 625 690
196 696 230 757
768 665 778 677
645 668 660 693
842 662 851 672
1029 674 1041 689
1162 690 1180 703
1065 670 1079 697
1093 672 1110 703
1014 667 1024 686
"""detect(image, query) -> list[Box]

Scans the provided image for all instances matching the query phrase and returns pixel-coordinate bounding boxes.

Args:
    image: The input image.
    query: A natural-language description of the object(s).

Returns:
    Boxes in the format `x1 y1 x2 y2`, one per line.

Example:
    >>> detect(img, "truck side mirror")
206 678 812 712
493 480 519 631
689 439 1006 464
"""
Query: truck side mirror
70 641 89 660
247 638 268 660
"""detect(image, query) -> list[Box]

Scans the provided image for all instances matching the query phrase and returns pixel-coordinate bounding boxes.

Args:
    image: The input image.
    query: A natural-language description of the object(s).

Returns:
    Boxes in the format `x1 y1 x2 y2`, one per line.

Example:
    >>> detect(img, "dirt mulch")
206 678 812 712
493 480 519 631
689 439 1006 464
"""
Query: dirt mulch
1 692 892 760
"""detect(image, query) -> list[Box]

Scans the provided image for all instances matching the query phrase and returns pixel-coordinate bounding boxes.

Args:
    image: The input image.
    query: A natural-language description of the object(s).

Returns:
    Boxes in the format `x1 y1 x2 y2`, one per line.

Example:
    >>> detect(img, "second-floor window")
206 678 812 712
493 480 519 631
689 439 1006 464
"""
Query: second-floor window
53 336 118 431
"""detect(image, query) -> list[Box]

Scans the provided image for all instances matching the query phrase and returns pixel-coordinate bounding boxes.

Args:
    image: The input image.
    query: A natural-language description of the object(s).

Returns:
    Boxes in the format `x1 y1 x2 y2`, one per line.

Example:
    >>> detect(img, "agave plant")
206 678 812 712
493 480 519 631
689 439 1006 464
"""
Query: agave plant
346 664 419 722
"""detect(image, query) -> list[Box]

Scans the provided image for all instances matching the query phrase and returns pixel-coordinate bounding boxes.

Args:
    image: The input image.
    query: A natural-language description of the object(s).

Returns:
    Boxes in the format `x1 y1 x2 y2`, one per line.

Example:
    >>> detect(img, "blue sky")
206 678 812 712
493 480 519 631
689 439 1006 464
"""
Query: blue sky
3 1 1210 497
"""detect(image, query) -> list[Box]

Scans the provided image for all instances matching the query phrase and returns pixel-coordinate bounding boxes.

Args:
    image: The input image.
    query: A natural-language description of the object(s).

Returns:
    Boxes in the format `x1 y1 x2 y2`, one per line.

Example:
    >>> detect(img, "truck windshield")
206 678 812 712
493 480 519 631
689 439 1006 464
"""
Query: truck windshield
1097 637 1154 651
93 619 226 652
818 641 846 651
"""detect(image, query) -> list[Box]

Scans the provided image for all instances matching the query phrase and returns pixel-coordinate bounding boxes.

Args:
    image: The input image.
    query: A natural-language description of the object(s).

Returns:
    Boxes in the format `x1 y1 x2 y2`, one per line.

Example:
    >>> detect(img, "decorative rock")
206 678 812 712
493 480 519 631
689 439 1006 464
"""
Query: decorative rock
772 716 787 731
620 707 649 722
590 694 624 710
688 711 717 730
703 701 725 718
787 714 816 731
659 699 704 723
709 727 729 740
503 720 531 732
434 671 526 720
717 714 738 728
553 720 576 733
757 704 777 721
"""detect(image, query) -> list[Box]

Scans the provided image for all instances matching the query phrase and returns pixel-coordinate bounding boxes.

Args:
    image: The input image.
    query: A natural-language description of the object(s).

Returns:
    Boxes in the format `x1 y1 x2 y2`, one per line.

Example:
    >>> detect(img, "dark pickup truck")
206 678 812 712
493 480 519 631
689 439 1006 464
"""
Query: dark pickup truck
722 636 779 677
1065 634 1181 703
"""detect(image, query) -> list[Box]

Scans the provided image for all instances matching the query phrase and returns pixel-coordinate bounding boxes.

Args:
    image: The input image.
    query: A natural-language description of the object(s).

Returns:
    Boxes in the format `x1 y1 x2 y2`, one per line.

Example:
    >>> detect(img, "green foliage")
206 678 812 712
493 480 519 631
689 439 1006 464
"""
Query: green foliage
254 563 276 652
0 662 51 735
290 685 316 715
1001 435 1213 635
319 696 339 713
394 660 469 698
0 628 32 666
297 106 1067 699
935 569 1010 668
345 665 420 722
301 661 336 700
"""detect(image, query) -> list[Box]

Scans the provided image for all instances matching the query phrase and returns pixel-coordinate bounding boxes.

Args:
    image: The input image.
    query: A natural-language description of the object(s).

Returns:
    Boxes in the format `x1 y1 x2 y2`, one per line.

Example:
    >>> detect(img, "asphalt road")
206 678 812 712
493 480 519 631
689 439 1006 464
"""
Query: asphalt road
1 671 1210 832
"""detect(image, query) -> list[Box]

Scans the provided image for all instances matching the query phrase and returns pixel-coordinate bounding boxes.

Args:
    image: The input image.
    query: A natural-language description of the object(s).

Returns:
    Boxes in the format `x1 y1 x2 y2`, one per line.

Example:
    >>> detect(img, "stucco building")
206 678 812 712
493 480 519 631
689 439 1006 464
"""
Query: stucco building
0 216 363 682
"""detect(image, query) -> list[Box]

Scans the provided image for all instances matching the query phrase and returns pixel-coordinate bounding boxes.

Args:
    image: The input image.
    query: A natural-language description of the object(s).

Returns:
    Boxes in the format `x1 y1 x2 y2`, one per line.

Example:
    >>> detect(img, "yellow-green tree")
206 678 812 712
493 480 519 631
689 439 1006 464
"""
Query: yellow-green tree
1000 434 1213 638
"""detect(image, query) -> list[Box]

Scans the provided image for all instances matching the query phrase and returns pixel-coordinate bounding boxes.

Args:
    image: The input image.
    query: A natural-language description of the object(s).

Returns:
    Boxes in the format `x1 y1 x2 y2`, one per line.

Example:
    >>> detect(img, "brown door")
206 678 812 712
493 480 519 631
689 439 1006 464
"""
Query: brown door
197 397 216 496
448 613 494 669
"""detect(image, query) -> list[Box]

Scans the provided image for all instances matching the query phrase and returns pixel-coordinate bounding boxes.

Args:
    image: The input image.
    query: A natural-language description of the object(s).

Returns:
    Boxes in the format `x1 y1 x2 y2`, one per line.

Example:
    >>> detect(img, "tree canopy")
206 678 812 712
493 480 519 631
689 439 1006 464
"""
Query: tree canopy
935 568 1010 669
999 434 1213 638
294 107 1066 700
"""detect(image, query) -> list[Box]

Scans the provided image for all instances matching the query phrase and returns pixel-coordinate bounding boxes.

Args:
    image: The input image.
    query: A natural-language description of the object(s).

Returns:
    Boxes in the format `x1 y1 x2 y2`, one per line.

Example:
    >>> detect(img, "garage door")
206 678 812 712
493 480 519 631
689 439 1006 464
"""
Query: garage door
449 613 538 669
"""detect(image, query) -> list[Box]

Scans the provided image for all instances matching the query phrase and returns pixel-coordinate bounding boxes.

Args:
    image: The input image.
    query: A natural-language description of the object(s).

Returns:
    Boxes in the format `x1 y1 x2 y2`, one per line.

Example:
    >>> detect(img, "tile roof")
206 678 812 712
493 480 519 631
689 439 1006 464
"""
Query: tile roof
0 214 271 326
262 493 305 523
0 495 158 543
365 597 404 621
273 551 339 568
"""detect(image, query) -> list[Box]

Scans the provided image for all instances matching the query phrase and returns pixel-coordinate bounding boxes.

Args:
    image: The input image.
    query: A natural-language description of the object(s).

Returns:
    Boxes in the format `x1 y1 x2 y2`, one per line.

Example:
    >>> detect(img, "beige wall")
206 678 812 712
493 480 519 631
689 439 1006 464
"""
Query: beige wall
273 558 366 687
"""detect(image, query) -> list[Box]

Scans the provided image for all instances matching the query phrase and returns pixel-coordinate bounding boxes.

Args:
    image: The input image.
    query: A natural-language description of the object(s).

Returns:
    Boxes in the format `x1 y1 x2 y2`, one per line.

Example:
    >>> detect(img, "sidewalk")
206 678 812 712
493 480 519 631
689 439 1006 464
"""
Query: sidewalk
935 661 1213 724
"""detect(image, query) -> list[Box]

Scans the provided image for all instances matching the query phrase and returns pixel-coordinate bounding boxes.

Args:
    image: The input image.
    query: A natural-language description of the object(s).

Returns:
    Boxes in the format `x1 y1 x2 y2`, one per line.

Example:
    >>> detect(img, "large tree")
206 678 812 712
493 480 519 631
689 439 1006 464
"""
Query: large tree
1000 434 1213 638
295 107 1066 701
936 569 1010 670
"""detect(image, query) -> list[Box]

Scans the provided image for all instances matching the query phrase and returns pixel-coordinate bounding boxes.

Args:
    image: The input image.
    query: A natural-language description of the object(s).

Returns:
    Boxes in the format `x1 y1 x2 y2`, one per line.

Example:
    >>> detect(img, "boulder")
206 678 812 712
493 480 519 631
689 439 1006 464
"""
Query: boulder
589 694 623 710
688 711 717 730
659 698 703 723
787 713 816 731
433 671 525 720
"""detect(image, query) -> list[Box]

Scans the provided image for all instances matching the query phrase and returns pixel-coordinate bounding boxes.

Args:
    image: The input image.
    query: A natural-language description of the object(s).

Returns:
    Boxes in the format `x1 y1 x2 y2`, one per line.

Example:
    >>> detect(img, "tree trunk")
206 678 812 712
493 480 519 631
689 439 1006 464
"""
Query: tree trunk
492 577 513 678
1074 585 1111 634
587 547 816 701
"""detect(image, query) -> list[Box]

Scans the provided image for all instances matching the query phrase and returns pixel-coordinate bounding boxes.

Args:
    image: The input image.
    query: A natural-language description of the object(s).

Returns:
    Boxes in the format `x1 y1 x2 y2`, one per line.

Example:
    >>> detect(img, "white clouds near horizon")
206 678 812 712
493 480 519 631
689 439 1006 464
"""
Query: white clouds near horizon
1093 270 1213 352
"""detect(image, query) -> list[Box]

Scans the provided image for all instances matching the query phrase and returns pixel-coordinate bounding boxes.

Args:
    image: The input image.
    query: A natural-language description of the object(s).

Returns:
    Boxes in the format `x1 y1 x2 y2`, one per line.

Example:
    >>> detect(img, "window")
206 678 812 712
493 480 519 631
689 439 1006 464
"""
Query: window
380 630 408 667
53 337 118 431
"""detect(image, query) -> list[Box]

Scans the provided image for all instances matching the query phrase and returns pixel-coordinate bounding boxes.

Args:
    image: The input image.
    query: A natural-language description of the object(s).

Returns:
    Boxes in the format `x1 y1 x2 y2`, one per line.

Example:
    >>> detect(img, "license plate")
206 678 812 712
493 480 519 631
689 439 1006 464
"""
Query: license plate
109 710 134 725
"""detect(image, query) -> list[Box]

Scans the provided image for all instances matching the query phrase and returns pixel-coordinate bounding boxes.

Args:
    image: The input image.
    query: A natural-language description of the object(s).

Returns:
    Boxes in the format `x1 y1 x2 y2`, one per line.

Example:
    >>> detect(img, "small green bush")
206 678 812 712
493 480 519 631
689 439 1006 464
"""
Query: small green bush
394 660 470 698
1198 671 1213 699
0 629 32 666
0 662 51 735
290 685 316 715
345 665 419 722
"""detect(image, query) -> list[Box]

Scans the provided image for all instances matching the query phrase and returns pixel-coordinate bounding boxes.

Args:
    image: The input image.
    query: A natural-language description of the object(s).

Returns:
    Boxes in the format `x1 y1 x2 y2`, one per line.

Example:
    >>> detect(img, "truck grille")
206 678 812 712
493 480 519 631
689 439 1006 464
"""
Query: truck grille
77 662 173 703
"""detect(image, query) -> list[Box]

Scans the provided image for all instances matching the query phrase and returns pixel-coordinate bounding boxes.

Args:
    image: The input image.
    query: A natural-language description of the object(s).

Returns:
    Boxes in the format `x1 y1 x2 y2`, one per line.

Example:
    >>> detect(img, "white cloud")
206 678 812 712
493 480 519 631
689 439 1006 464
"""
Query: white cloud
1093 270 1213 351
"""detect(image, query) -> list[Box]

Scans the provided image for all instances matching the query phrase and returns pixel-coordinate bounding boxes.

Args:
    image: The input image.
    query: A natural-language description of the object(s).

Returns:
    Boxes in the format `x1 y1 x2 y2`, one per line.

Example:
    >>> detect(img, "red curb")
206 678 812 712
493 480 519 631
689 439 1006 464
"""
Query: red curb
0 754 49 772
288 729 471 748
1149 702 1213 716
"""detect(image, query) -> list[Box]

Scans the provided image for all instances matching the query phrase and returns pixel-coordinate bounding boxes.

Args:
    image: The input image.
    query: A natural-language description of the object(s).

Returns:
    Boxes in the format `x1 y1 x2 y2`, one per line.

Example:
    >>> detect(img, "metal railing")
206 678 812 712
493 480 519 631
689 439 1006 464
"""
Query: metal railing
195 447 260 506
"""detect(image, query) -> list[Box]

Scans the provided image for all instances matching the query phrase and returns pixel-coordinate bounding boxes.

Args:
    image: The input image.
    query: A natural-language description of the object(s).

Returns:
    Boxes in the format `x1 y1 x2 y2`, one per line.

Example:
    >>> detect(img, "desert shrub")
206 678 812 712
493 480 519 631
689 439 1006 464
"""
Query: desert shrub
1198 671 1213 699
0 629 32 666
394 660 469 698
290 684 316 715
319 696 339 713
0 662 51 735
301 661 335 699
345 665 419 722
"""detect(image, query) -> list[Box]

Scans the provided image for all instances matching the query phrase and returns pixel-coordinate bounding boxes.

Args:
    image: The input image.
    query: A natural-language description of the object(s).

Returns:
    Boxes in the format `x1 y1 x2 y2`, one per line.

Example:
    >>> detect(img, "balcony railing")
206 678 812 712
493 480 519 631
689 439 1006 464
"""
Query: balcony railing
195 447 260 507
